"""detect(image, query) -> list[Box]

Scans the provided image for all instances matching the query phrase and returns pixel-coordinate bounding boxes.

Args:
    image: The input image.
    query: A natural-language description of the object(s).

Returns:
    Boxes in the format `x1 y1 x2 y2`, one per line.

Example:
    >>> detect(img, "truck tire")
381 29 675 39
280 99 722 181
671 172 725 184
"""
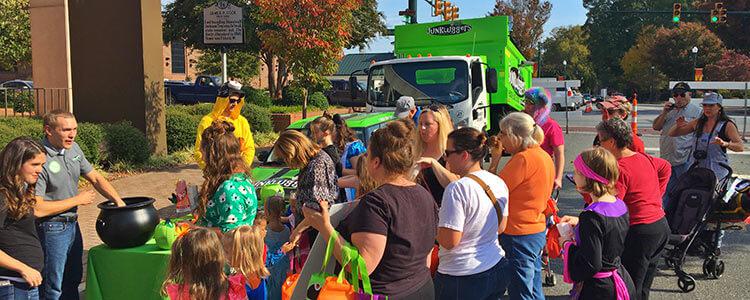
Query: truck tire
553 103 562 111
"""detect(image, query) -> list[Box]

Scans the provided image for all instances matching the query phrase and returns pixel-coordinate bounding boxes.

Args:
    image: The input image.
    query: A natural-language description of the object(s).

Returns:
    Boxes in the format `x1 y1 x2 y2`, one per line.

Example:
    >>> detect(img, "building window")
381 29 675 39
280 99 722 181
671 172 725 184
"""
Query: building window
171 41 186 74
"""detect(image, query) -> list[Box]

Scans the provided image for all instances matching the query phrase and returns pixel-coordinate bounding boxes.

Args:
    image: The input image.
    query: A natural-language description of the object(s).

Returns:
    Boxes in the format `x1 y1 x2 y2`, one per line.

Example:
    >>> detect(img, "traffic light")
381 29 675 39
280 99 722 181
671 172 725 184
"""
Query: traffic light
672 3 682 23
433 0 443 16
448 6 459 21
441 1 452 21
710 9 719 23
716 2 727 23
398 9 416 23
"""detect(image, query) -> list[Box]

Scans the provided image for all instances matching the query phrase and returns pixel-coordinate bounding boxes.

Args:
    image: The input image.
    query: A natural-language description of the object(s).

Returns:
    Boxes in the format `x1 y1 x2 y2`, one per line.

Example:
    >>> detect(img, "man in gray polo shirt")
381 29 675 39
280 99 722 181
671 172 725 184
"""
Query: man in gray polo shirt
653 82 702 205
34 110 125 300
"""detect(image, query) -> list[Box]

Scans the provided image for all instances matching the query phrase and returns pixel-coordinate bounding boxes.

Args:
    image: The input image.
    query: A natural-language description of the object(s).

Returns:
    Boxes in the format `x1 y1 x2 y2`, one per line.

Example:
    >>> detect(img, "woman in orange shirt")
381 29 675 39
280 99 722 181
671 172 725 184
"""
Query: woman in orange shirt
488 112 554 300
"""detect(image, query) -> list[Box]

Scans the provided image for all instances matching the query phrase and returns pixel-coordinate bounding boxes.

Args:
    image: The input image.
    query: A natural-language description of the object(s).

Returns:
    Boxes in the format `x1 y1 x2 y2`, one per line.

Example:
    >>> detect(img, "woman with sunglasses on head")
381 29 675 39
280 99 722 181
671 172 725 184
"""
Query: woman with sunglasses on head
0 137 47 299
332 114 367 201
669 92 744 181
523 87 565 189
414 104 457 207
195 81 256 169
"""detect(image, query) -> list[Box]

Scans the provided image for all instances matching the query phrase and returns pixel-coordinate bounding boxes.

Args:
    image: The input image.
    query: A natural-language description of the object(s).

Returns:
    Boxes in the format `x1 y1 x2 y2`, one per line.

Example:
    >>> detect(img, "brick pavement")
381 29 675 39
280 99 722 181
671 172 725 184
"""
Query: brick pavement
78 164 204 250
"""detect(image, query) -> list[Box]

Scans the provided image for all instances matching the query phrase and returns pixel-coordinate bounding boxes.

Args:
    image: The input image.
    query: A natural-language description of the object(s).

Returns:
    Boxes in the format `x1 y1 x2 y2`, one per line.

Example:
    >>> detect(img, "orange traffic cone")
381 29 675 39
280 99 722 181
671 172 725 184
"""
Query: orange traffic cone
631 96 639 135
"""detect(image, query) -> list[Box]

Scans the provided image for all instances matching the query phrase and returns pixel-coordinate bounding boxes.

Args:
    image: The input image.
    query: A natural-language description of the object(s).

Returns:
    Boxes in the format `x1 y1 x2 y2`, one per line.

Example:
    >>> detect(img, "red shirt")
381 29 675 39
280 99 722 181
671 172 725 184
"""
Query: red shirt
540 118 564 157
630 131 645 153
616 153 671 225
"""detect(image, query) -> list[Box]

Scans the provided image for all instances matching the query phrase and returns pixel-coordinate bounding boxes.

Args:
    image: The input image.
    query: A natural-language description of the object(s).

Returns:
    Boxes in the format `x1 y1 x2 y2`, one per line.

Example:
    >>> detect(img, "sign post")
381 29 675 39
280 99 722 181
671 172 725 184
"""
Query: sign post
203 1 243 83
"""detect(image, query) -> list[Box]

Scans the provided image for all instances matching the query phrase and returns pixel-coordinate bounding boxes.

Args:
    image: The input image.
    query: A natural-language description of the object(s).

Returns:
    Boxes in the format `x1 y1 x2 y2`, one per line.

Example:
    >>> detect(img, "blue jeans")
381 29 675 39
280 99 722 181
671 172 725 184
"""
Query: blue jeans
36 221 83 300
0 281 40 300
434 258 510 300
663 162 690 207
500 231 546 300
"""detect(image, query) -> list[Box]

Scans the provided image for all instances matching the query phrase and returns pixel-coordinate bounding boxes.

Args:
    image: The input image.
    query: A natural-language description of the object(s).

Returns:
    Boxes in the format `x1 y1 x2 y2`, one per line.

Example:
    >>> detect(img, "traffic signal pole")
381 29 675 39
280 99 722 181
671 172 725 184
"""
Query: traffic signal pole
409 0 417 23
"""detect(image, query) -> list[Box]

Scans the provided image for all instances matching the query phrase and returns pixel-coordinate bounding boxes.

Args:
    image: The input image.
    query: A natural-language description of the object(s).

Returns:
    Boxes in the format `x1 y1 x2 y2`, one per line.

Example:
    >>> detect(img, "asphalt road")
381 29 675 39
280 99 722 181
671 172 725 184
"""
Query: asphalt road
527 107 750 299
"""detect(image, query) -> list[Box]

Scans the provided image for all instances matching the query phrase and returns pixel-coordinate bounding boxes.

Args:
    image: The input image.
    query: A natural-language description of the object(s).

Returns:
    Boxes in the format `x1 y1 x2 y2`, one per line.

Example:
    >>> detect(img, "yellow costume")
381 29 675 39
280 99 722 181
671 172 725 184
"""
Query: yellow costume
194 94 255 168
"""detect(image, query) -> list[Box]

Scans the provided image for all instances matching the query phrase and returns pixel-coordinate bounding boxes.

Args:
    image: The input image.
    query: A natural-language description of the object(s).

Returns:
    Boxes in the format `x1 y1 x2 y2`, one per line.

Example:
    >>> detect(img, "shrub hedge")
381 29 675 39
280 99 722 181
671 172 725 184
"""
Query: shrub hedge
309 92 329 109
101 122 151 165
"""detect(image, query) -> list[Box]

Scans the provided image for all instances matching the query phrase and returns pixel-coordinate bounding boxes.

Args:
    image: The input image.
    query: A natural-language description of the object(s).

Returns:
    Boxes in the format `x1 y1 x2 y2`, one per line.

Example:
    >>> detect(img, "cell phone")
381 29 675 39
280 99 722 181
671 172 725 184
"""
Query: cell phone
565 173 576 185
303 201 322 213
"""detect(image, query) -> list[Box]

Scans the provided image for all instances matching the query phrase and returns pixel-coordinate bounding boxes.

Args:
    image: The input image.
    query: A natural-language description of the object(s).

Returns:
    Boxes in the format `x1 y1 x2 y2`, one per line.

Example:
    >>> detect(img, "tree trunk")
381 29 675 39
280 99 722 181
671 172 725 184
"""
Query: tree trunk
261 51 280 100
302 88 308 119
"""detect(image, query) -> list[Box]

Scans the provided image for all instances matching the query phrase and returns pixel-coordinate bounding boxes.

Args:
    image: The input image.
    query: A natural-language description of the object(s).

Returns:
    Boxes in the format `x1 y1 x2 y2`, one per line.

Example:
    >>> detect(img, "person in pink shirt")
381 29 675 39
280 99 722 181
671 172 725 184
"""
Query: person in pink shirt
523 87 565 189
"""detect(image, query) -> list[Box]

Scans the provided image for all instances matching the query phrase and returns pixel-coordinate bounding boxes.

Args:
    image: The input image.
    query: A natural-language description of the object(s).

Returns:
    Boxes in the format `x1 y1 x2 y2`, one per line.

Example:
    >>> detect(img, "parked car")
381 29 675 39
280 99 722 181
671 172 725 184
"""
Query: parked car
324 79 366 107
252 112 396 194
551 87 583 111
164 75 221 104
0 80 34 90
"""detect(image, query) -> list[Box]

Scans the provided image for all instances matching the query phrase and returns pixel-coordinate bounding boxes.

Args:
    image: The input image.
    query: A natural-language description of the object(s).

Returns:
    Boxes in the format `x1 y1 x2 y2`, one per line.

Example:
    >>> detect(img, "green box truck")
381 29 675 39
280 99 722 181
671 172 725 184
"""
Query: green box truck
354 16 532 133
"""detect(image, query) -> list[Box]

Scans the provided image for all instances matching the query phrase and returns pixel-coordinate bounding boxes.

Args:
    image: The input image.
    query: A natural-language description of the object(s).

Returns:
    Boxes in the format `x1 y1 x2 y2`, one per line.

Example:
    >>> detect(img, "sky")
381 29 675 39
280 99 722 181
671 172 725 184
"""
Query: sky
345 0 589 54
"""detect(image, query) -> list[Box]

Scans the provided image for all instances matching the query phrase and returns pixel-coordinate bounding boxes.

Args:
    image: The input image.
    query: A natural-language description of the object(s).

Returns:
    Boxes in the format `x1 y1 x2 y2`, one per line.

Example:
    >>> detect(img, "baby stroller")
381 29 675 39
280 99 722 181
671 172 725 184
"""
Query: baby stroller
542 189 561 286
663 163 733 292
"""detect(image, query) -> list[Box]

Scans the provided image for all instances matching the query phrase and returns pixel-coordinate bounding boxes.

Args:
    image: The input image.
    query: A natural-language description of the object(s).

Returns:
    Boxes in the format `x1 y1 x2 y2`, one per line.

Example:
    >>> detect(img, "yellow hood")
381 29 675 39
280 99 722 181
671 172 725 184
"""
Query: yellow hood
211 95 245 120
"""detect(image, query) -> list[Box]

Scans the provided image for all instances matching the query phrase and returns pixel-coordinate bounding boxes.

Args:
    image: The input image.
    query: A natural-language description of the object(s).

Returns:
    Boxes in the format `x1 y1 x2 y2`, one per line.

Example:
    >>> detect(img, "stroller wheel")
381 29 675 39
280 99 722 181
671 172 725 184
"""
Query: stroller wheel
678 275 696 293
703 259 714 277
715 260 725 278
544 272 556 286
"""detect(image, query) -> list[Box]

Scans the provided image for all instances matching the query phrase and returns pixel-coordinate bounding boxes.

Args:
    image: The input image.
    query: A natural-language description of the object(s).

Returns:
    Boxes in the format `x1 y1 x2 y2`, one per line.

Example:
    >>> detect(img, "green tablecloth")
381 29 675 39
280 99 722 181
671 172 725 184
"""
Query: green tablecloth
86 240 170 300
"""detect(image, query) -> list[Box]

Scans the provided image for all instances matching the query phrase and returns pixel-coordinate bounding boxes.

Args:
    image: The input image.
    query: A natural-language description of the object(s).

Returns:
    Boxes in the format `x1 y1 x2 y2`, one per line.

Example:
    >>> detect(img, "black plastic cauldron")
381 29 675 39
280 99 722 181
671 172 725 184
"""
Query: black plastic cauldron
96 197 159 249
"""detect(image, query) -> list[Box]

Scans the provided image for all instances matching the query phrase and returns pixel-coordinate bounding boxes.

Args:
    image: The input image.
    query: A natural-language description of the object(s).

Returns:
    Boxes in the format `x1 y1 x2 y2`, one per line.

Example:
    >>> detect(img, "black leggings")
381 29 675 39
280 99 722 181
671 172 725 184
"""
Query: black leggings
622 217 669 300
401 278 435 300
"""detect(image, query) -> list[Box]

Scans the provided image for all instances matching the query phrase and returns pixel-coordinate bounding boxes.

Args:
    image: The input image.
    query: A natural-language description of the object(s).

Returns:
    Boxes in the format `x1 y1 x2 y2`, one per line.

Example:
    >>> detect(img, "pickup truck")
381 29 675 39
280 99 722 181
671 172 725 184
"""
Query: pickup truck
324 79 366 107
164 75 221 104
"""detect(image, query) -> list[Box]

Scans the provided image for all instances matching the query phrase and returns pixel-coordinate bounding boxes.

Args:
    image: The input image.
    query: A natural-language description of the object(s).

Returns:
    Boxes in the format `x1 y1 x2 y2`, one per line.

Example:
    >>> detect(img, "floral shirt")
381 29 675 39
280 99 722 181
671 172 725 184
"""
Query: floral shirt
199 173 258 232
296 151 338 210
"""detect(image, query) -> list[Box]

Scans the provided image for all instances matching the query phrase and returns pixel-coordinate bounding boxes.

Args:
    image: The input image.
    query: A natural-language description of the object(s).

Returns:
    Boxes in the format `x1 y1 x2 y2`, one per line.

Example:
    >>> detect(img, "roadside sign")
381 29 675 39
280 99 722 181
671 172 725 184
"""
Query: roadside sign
203 1 243 44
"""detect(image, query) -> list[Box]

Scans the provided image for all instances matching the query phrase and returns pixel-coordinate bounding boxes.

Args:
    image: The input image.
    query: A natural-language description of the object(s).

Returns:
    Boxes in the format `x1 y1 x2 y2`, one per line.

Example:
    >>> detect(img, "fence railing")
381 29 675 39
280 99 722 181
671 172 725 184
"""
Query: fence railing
0 87 70 117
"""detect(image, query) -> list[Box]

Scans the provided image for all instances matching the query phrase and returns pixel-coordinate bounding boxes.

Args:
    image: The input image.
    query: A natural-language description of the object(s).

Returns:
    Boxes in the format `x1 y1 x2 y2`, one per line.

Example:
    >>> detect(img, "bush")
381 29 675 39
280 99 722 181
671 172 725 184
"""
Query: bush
281 85 305 106
1 90 35 113
309 92 329 109
240 104 273 133
102 121 151 165
77 122 106 165
186 103 214 117
165 111 200 153
243 87 273 107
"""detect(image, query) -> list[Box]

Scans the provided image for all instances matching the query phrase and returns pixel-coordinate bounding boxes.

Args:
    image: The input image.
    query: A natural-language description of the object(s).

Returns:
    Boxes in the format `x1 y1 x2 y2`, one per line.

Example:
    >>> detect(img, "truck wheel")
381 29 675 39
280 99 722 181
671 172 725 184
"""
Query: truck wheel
553 104 562 111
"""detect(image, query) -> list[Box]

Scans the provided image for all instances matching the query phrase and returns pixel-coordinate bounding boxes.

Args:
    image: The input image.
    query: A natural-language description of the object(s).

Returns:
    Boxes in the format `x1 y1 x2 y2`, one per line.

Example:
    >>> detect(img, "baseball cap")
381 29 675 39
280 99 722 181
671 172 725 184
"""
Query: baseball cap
394 96 416 119
218 80 245 98
702 92 723 105
672 82 691 93
597 95 629 110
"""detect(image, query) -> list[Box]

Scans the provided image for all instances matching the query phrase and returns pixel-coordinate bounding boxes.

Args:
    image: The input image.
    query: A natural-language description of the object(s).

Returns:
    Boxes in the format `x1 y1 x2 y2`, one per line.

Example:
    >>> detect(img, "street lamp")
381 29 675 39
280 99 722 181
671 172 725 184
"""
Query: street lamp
562 60 567 79
650 66 656 100
691 46 699 72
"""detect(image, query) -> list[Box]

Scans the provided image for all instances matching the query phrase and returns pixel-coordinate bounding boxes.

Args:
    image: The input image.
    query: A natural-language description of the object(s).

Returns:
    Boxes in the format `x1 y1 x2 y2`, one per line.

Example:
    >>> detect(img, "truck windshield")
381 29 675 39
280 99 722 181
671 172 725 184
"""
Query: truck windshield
367 60 469 106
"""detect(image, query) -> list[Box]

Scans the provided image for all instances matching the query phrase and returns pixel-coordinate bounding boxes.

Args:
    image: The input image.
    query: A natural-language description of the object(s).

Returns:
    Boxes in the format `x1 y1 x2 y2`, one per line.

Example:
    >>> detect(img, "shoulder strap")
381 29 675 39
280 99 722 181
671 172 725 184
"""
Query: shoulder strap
464 174 502 227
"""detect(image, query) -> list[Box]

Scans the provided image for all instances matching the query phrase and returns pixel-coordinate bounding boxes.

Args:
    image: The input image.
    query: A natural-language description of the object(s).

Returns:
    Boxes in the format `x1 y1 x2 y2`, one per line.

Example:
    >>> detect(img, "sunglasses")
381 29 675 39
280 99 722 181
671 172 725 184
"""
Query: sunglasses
228 98 241 104
673 93 686 98
423 104 444 112
701 103 718 107
444 149 463 157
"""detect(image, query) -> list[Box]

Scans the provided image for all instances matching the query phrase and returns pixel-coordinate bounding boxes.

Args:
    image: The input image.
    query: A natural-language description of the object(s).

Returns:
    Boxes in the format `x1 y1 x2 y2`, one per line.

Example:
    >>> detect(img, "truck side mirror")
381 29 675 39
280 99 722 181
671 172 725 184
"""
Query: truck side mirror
349 76 358 100
486 68 498 93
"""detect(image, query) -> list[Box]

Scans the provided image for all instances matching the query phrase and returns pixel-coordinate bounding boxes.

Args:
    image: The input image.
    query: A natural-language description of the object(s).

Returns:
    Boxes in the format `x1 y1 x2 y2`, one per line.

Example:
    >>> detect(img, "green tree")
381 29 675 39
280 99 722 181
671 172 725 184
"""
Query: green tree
693 0 750 54
620 26 668 99
539 26 596 91
195 49 261 85
255 0 359 116
583 0 678 90
489 0 552 59
647 22 725 81
0 0 31 71
347 0 387 50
